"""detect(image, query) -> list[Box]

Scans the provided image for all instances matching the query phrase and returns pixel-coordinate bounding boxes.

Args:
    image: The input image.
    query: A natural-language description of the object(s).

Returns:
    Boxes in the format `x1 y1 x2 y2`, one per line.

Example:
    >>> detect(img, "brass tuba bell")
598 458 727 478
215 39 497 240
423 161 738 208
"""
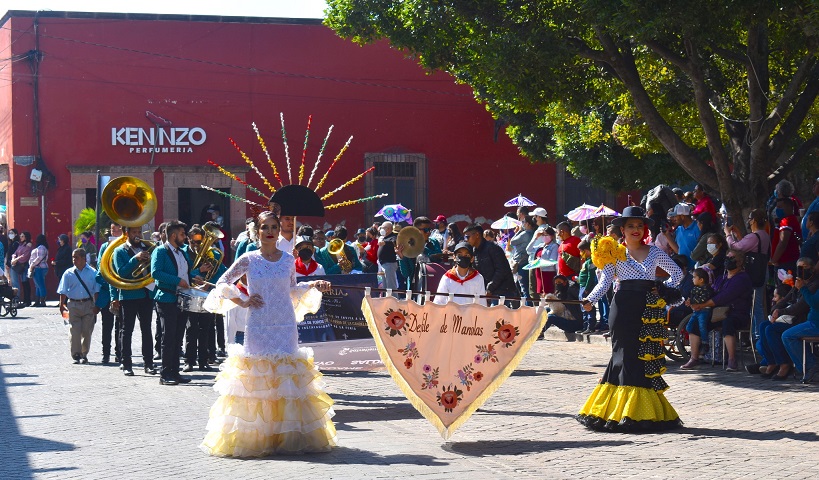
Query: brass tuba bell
396 226 425 258
98 176 158 290
191 222 225 282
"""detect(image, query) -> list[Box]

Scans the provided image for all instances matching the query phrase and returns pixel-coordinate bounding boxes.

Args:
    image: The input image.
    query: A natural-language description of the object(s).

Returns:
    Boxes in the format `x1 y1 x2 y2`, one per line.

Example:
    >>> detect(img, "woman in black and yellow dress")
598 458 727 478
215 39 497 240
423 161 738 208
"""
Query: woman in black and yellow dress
577 206 683 431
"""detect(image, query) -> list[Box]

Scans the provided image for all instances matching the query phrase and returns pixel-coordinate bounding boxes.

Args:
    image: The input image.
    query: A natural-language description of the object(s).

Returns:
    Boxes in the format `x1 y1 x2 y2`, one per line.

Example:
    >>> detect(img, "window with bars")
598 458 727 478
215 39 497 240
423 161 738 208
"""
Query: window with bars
365 153 427 221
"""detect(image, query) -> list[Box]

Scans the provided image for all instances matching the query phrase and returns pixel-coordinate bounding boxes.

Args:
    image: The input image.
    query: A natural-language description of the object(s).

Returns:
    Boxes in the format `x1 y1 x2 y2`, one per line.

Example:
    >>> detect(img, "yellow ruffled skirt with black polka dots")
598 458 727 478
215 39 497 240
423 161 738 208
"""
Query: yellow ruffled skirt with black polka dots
577 286 683 432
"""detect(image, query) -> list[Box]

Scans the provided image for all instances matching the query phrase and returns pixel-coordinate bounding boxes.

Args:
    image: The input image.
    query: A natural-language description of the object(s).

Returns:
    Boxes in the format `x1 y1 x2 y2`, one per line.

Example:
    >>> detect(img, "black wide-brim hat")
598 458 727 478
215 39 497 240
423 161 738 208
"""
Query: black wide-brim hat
612 206 655 227
268 185 325 217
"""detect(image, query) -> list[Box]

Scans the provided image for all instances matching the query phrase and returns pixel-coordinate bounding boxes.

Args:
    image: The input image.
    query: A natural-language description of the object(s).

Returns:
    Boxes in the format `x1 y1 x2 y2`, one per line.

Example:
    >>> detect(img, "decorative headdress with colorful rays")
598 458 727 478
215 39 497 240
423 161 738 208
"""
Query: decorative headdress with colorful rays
201 113 388 217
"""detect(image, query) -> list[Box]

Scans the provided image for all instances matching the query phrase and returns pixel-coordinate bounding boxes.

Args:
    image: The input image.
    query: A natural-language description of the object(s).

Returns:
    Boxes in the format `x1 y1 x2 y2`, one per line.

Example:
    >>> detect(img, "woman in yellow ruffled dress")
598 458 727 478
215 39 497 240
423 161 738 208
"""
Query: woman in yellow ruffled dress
577 206 683 432
201 211 337 456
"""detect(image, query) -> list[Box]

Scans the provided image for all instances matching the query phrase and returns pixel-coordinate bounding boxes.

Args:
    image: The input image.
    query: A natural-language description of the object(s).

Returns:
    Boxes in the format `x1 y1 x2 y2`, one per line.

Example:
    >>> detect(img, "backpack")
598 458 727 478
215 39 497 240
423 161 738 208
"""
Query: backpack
745 233 768 288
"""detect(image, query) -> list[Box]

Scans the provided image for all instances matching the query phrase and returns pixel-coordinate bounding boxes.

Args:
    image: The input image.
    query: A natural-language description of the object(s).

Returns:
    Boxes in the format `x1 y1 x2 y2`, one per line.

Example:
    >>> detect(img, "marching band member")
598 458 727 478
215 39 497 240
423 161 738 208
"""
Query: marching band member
113 225 157 377
150 220 193 386
96 222 122 365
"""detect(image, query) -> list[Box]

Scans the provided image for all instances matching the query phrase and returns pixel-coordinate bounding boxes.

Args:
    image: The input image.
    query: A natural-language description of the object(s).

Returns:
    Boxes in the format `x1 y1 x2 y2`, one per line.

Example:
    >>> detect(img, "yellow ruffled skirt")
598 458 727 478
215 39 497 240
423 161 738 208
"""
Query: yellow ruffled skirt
577 287 682 432
200 346 337 457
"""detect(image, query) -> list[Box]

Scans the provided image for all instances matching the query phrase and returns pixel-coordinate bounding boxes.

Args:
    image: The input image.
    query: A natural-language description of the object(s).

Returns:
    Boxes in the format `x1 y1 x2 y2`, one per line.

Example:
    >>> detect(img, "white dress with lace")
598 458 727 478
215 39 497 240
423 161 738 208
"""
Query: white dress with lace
200 250 337 457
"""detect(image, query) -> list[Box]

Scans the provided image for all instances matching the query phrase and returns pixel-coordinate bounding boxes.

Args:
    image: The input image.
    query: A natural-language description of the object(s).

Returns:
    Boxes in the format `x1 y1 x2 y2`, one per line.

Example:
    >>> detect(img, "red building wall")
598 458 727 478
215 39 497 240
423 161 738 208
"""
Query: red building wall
1 12 556 241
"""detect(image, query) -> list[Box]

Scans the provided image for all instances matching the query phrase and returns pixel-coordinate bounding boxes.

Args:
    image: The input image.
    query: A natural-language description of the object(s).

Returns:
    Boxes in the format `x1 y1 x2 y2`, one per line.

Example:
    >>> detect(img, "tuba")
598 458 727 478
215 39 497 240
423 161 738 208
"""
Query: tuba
328 238 353 274
191 223 225 282
98 176 158 290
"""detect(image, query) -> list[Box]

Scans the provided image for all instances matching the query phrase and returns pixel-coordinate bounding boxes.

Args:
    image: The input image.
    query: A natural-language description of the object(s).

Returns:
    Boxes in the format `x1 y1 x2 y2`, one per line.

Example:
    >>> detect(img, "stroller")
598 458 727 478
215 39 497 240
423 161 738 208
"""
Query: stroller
0 276 19 317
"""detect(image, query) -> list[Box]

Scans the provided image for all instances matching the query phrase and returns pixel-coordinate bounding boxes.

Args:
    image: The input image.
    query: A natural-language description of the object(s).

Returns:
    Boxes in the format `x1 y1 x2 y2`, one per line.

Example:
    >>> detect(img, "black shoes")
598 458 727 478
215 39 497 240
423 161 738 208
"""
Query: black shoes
216 349 227 357
745 363 762 374
182 364 195 372
80 357 89 365
199 364 214 372
102 355 110 364
144 365 158 375
176 376 191 384
153 353 162 360
123 368 135 376
159 377 178 386
72 354 81 365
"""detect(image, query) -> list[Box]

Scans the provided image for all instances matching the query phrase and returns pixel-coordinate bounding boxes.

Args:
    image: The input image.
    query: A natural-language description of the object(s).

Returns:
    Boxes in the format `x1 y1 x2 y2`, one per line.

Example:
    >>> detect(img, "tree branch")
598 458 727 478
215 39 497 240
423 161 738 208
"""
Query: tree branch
596 29 718 190
757 52 817 141
768 63 819 162
645 39 691 74
708 43 749 65
566 36 607 63
769 133 819 184
683 37 735 194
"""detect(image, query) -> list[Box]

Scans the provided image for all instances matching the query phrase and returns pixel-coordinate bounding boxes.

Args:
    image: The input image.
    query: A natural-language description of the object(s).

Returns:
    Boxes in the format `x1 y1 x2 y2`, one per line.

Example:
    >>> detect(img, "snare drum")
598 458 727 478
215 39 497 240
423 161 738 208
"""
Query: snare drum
177 288 209 313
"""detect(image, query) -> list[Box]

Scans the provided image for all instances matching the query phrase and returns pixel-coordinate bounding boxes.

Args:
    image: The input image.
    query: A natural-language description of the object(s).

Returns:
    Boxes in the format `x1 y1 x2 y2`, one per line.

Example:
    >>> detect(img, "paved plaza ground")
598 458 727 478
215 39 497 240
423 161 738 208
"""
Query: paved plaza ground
1 305 818 479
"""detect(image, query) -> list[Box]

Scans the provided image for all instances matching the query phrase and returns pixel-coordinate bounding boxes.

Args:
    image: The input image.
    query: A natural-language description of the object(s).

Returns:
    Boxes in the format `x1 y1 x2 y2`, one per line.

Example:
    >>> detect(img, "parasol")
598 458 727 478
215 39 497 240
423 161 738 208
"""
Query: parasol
593 204 620 218
375 203 413 223
566 204 597 222
503 194 537 208
490 217 522 230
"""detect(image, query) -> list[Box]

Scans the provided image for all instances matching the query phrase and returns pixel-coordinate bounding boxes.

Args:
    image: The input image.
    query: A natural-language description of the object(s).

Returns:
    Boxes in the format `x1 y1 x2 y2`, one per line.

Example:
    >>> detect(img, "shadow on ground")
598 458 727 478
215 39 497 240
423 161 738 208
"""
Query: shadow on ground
0 344 76 479
236 446 449 466
442 439 633 456
512 369 597 377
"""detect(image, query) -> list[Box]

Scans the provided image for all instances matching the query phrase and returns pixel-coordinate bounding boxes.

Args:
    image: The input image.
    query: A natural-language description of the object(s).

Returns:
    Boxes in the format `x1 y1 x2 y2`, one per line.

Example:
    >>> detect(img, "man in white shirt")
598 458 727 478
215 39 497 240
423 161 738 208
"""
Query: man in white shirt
277 215 296 253
58 248 100 364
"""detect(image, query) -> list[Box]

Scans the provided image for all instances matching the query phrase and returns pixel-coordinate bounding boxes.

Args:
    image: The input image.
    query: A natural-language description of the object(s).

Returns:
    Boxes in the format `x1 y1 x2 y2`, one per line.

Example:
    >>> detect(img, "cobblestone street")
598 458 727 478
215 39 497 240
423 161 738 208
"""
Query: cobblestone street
1 306 818 479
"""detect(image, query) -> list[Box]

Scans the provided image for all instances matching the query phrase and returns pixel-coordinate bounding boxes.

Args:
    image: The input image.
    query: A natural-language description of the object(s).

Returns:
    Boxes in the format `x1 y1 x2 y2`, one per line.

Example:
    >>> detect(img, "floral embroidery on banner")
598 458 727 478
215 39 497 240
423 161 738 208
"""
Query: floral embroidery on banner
437 384 463 413
493 319 519 347
384 308 410 337
475 343 498 363
421 364 439 390
398 339 419 359
455 363 481 391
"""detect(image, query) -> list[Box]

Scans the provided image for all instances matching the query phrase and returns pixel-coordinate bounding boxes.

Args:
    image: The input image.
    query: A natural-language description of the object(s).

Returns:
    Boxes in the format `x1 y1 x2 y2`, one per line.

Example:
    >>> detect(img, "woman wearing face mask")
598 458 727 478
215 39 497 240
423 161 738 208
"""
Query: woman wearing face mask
433 242 486 306
701 233 727 278
5 228 19 284
688 249 753 372
690 212 719 268
10 231 33 308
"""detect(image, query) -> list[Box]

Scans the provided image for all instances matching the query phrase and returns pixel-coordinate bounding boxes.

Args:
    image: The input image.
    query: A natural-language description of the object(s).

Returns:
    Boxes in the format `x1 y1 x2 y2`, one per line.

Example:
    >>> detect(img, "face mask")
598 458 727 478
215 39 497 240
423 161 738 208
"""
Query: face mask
8 233 14 240
297 248 313 261
706 244 718 255
556 237 563 245
358 236 366 244
455 256 472 269
774 208 785 220
543 235 552 244
579 225 588 235
379 228 386 237
725 257 738 271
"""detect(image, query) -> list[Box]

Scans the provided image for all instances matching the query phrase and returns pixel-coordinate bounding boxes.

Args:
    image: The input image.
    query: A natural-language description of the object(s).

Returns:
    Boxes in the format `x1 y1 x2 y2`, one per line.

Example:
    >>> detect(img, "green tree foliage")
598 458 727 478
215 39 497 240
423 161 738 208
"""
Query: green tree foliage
325 0 819 219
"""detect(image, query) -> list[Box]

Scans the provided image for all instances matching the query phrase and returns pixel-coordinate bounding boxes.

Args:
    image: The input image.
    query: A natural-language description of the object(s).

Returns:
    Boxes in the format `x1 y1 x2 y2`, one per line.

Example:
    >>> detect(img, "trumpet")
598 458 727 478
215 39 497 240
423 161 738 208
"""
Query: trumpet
328 238 353 274
129 238 158 278
98 176 158 290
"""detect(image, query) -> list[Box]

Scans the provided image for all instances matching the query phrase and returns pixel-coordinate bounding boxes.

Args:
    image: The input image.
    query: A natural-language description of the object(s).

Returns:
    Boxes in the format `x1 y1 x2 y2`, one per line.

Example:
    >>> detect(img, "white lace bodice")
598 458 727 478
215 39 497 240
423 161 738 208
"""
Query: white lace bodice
215 251 321 356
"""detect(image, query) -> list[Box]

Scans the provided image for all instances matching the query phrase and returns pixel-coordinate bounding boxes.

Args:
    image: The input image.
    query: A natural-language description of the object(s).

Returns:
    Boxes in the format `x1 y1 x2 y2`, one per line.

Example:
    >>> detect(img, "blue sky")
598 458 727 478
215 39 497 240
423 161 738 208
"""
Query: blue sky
3 0 327 18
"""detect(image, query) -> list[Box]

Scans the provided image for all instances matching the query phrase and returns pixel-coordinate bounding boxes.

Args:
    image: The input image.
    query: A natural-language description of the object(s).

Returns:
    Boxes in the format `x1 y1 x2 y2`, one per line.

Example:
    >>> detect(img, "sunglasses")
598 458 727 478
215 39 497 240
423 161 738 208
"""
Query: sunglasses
420 228 432 233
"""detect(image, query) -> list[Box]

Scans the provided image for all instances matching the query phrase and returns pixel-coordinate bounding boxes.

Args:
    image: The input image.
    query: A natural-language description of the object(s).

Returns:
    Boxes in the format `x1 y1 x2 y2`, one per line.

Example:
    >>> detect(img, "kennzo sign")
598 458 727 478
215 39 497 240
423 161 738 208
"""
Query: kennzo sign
112 127 207 154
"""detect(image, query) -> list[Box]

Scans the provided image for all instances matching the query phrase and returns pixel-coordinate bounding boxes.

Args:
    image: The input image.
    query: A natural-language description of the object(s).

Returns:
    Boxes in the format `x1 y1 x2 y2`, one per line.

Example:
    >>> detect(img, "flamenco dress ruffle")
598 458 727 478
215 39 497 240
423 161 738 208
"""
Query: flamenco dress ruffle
577 288 683 432
200 344 337 457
